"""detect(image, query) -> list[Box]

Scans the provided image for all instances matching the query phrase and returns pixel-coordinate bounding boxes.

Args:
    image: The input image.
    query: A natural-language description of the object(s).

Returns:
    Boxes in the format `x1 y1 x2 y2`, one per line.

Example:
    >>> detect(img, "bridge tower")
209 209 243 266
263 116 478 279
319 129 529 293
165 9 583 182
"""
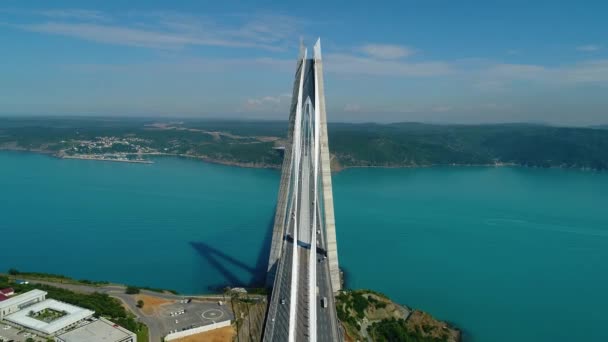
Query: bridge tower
266 39 341 293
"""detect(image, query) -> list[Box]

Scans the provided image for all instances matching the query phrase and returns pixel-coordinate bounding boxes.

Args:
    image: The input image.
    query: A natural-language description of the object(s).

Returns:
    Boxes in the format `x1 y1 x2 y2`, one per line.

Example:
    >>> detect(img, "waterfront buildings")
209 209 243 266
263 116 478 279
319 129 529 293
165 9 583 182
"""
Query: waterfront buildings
0 290 136 341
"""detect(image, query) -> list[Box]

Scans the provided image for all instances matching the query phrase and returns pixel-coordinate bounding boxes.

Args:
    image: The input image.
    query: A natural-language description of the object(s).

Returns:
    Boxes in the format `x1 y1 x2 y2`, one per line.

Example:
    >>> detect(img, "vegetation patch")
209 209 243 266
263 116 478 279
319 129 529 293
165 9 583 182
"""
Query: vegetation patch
28 308 67 323
4 118 608 171
7 268 109 286
336 290 460 342
125 286 141 294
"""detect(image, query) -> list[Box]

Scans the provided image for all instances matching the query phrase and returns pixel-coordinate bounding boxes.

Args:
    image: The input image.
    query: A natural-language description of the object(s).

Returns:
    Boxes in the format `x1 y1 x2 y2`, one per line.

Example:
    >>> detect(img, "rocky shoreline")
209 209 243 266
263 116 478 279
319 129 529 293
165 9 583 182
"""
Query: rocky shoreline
336 289 461 342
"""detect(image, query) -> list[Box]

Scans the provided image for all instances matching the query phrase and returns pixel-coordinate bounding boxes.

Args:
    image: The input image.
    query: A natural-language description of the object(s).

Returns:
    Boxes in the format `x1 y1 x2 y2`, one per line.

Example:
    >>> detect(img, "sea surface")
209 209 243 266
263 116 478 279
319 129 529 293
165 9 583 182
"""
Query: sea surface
1 151 607 341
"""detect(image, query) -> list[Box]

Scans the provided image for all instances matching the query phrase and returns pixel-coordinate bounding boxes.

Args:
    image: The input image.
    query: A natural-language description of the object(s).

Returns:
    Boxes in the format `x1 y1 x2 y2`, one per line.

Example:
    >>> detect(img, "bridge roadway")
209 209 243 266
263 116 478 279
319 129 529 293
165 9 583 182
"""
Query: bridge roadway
263 120 340 341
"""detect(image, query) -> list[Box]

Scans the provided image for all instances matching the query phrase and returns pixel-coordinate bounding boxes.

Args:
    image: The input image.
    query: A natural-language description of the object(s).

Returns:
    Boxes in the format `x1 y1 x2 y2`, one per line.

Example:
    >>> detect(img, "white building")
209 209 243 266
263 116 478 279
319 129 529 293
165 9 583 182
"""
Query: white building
56 317 137 342
4 299 94 336
0 289 46 320
0 289 136 341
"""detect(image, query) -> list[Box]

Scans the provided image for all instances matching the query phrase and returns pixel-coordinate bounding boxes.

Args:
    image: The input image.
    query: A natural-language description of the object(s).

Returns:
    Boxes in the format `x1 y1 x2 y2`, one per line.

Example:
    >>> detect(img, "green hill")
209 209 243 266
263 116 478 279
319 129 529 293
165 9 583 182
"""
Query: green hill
1 118 608 171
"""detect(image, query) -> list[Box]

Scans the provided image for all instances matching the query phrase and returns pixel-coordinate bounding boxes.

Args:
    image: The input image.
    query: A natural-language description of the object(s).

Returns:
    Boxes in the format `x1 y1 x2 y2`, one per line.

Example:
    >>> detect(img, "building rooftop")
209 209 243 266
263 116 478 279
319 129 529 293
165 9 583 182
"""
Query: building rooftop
4 299 94 335
0 289 46 309
57 317 134 342
0 288 14 295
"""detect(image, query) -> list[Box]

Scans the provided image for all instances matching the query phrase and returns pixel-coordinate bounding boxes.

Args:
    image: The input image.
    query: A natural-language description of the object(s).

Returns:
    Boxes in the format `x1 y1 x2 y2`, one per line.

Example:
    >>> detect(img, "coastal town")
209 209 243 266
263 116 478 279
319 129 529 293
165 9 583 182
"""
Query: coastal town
57 136 157 163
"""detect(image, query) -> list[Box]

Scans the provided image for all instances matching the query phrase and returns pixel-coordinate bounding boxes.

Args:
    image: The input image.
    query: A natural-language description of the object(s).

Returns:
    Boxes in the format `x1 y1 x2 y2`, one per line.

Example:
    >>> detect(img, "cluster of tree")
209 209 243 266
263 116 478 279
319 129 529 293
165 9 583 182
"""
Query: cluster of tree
329 123 608 170
125 286 141 294
336 290 379 332
7 268 109 285
367 318 448 342
337 290 384 319
125 284 178 295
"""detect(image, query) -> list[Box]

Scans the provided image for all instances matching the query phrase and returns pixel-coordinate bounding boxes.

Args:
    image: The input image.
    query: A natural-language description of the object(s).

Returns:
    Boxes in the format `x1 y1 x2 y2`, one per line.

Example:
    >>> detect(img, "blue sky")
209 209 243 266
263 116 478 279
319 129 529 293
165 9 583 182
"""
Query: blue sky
1 0 607 125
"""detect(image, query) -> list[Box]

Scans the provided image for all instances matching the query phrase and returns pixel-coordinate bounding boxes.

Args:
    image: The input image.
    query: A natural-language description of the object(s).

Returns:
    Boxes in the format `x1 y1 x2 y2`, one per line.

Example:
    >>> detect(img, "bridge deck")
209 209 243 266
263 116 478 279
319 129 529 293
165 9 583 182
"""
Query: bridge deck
264 42 340 342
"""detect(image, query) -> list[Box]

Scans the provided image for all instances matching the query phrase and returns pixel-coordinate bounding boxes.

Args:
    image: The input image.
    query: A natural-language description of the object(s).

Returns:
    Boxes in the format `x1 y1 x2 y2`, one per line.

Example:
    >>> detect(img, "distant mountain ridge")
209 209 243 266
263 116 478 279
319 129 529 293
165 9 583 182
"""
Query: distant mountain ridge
1 118 608 171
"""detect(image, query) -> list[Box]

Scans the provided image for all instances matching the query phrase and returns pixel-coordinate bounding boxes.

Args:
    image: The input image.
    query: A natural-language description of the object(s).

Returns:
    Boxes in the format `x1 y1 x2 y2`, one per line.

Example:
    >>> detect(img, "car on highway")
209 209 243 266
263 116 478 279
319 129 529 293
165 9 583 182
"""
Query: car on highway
321 297 328 308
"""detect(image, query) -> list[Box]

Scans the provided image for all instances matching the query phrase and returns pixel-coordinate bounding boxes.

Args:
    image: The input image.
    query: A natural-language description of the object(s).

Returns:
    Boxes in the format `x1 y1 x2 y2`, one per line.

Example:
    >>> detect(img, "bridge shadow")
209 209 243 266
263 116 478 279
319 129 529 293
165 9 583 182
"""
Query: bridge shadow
190 210 274 291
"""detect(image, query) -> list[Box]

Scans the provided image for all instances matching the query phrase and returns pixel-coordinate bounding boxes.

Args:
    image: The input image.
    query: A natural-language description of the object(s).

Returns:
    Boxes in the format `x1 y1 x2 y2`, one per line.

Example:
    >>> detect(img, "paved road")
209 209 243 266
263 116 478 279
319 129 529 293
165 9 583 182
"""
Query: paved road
263 101 340 341
316 217 340 342
264 235 295 341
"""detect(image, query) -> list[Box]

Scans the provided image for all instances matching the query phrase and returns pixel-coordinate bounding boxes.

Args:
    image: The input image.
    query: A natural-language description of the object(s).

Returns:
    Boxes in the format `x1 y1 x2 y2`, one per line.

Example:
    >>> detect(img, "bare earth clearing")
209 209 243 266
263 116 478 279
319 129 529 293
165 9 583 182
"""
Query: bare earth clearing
171 326 235 342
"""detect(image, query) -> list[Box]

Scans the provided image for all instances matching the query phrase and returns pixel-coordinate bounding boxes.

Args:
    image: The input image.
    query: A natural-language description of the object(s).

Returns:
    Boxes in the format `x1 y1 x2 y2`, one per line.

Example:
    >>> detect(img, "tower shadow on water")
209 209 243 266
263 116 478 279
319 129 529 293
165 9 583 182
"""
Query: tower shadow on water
189 208 275 291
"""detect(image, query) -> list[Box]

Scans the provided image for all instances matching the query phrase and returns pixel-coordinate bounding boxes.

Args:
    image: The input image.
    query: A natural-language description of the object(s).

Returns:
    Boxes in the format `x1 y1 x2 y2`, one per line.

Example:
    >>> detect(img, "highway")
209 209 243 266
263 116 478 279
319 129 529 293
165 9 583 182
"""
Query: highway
263 45 340 341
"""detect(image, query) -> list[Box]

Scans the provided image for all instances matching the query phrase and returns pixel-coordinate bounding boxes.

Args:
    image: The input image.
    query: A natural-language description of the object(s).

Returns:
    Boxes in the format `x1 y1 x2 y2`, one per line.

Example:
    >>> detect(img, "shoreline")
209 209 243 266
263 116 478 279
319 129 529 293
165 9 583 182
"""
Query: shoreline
1 147 605 173
3 273 461 342
61 155 154 164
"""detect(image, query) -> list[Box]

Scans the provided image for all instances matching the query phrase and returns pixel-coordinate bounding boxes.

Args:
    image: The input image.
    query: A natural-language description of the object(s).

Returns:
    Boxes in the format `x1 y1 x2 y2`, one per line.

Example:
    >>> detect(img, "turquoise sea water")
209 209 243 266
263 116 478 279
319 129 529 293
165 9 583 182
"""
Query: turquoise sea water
1 151 608 341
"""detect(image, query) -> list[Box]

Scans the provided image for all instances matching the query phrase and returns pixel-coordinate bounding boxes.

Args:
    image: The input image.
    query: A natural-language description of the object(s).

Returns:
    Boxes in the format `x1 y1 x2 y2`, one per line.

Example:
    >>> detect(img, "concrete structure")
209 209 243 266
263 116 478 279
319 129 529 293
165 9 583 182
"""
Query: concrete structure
154 298 234 339
164 320 230 341
266 39 341 293
56 317 136 342
263 39 341 342
4 299 94 336
314 41 341 291
0 289 46 320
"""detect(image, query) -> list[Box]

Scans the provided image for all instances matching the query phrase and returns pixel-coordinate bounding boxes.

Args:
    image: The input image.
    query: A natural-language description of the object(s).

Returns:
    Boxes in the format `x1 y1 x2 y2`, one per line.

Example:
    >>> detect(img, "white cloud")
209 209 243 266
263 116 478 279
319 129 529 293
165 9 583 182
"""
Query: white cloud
359 44 414 59
559 59 608 82
344 104 361 112
39 9 108 21
576 44 601 52
483 63 547 80
65 57 294 74
325 53 452 77
480 60 608 84
431 106 452 113
7 10 302 51
244 94 291 112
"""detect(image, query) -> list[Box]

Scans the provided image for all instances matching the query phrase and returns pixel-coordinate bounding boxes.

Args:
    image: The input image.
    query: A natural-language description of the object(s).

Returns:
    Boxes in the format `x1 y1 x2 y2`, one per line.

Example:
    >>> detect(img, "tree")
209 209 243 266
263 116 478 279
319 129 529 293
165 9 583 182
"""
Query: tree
8 268 19 275
26 338 35 342
136 300 144 308
125 286 140 295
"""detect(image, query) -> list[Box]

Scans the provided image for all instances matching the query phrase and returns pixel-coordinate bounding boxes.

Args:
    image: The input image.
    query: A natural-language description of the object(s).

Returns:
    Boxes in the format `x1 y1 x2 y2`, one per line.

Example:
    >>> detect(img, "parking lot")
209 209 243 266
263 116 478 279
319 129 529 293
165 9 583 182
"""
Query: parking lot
156 299 234 336
0 324 45 342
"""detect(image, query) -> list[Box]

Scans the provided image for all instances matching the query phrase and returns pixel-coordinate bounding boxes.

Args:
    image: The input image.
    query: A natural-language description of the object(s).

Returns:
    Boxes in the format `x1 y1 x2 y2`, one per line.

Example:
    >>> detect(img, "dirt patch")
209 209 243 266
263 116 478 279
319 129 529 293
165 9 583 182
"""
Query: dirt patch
172 326 235 342
135 294 173 315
